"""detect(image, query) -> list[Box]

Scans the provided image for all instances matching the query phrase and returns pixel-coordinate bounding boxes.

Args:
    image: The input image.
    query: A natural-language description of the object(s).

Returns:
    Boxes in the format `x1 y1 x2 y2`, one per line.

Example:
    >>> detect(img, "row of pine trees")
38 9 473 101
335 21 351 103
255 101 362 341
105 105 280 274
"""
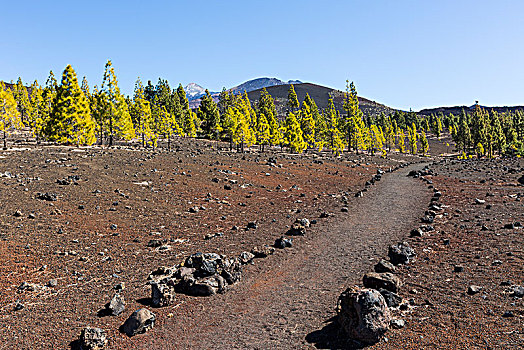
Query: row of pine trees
0 62 429 156
4 61 521 157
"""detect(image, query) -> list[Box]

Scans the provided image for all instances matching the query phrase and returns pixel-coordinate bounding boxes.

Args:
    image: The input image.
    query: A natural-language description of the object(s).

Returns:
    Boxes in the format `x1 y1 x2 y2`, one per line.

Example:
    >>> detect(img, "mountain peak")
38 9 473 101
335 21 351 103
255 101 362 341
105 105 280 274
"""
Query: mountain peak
184 83 206 100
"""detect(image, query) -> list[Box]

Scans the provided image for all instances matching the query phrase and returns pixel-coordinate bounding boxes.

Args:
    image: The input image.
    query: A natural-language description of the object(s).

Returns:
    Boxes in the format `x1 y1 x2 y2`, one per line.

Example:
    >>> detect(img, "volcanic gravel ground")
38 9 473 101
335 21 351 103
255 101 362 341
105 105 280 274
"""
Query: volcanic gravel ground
374 158 524 350
138 163 431 349
0 139 420 349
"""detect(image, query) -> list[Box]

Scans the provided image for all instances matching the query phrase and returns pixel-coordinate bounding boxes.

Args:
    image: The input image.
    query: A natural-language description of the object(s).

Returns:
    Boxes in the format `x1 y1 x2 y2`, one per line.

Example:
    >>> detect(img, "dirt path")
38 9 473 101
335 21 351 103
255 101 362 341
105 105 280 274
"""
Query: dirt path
140 163 431 349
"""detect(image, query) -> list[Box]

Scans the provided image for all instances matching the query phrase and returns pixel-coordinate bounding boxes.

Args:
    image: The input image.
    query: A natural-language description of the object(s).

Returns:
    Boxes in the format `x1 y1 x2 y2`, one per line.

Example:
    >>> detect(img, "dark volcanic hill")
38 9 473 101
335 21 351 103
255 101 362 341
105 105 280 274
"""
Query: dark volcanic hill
418 105 524 116
248 83 397 118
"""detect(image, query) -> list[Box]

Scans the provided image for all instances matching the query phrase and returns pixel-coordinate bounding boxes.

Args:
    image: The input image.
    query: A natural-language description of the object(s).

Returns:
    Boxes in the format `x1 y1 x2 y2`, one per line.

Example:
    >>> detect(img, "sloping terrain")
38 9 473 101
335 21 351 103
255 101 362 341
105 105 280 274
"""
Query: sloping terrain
247 83 398 118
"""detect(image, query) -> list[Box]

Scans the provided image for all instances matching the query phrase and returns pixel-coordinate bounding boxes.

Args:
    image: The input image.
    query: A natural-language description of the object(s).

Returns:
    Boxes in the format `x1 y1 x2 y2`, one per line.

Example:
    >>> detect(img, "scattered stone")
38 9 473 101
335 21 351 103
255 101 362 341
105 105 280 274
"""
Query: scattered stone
47 279 57 287
121 309 156 337
37 192 57 201
13 210 23 217
287 221 307 236
341 207 349 212
475 198 486 205
147 239 163 248
388 242 415 265
247 221 258 229
510 285 524 298
80 327 108 350
251 245 275 258
378 289 402 308
363 272 402 293
390 319 405 329
410 228 423 237
188 206 199 213
238 251 255 264
337 286 391 345
467 285 482 295
274 236 293 249
114 282 125 291
502 311 514 318
14 301 24 311
374 259 396 273
151 282 175 307
107 293 125 316
454 265 464 273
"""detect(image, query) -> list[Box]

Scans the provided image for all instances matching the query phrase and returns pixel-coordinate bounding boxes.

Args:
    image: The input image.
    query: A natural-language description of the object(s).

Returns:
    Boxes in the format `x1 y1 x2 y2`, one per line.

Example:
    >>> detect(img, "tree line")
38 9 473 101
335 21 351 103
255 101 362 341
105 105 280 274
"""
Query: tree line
1 61 442 156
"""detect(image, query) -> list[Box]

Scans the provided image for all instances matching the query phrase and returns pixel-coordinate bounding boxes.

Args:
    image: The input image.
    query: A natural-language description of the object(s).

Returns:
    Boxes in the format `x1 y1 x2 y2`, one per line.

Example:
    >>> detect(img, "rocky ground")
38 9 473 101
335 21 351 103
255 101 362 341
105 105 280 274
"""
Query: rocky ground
0 136 522 349
373 158 524 349
0 138 416 349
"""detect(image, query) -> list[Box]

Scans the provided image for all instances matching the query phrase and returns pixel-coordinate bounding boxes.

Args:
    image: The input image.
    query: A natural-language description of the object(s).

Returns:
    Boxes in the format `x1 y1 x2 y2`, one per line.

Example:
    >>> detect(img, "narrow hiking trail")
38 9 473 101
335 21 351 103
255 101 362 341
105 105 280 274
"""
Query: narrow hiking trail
138 163 432 349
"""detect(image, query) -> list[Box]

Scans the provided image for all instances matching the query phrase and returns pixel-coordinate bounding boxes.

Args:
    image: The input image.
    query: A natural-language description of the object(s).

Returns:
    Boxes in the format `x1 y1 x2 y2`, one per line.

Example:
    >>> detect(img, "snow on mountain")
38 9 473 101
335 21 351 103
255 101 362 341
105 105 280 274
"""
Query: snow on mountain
184 83 207 101
186 77 303 108
229 77 303 95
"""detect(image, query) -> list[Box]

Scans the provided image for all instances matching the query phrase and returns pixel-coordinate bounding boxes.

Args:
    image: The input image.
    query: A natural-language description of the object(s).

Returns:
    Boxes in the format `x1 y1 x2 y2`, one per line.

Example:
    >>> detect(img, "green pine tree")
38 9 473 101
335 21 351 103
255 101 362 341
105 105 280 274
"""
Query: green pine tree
45 65 95 145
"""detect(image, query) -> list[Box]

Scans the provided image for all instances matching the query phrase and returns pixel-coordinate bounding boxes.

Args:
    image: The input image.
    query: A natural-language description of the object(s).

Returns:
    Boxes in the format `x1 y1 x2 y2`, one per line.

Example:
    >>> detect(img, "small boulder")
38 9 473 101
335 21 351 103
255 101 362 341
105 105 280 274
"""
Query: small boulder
238 251 255 264
363 272 402 293
374 259 396 273
107 293 125 316
121 309 156 337
410 228 423 237
274 236 293 249
388 242 415 265
510 285 524 298
151 282 175 307
467 285 482 295
251 245 275 258
337 286 391 345
378 289 402 308
80 327 107 350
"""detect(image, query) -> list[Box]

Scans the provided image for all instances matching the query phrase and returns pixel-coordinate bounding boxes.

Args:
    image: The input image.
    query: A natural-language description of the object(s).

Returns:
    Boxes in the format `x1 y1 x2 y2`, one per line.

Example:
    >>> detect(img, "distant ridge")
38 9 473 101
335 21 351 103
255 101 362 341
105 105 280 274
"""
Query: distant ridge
418 105 524 116
187 77 302 108
247 82 396 118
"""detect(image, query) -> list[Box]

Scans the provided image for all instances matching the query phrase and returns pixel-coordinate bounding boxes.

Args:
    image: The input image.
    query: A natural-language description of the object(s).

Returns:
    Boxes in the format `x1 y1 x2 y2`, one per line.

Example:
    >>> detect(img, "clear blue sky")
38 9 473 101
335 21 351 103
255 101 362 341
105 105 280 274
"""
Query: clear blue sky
1 0 523 110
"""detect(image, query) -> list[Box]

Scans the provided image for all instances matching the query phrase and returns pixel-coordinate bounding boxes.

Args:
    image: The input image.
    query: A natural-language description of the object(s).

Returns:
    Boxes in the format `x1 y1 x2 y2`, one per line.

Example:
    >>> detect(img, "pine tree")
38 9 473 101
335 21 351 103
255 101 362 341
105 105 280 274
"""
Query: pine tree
12 77 31 124
256 112 271 151
220 106 238 151
420 129 429 155
287 84 299 112
177 84 197 137
159 106 181 150
491 111 506 155
343 81 365 152
197 89 220 139
298 96 315 149
44 65 95 145
131 78 155 147
369 124 383 154
324 96 344 155
397 129 406 153
101 60 135 146
27 80 44 139
257 88 280 146
408 123 418 154
471 104 488 149
456 110 472 153
232 98 255 153
283 111 307 153
0 82 24 149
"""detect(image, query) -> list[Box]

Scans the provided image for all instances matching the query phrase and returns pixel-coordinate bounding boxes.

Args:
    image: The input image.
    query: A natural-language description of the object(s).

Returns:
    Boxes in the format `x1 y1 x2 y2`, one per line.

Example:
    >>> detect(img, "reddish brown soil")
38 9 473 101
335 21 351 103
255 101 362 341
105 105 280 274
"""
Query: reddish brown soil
0 139 419 349
373 158 524 350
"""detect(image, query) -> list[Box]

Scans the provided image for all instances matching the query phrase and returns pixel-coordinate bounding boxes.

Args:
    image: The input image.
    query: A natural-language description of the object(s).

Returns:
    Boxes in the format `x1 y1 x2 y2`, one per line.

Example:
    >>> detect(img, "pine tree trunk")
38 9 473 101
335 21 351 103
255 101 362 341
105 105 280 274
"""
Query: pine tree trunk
109 116 114 147
3 130 6 149
168 134 171 151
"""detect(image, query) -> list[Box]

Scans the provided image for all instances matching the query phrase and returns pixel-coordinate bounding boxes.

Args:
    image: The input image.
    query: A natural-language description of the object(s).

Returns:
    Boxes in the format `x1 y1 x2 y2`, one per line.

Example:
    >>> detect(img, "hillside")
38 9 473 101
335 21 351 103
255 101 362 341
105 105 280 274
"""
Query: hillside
418 105 524 116
248 83 397 118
